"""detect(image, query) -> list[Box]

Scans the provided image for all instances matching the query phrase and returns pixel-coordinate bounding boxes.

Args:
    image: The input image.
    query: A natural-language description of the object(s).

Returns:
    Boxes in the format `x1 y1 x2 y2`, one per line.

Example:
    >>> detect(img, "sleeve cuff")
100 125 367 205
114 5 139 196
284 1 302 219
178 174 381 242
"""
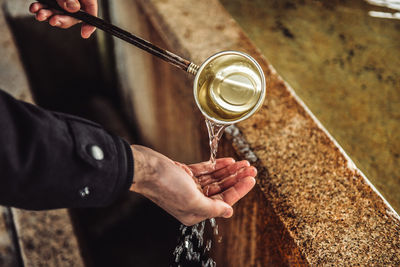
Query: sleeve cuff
61 114 134 208
102 134 134 206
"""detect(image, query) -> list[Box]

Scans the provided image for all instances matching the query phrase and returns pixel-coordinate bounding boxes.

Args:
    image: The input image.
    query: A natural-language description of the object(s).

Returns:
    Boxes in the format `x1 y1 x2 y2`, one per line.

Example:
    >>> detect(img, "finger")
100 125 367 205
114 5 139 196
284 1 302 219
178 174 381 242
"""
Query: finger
49 14 80 28
35 9 53 21
203 166 257 196
176 193 234 226
212 176 255 206
81 0 98 15
212 160 250 179
199 164 256 187
201 198 234 219
197 160 250 186
198 160 250 185
56 0 81 13
80 0 98 38
189 158 235 176
81 24 96 38
30 2 47 13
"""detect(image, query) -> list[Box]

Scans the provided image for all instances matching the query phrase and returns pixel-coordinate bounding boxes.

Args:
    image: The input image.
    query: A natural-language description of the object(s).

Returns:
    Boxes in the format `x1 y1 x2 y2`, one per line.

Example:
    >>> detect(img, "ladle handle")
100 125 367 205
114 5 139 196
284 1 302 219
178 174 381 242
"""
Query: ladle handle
37 0 199 74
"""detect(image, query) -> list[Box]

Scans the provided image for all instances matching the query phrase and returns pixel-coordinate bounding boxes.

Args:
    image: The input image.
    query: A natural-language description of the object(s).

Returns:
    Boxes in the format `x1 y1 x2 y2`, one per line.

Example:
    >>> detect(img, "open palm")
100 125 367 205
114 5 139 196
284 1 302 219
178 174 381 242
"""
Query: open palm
188 158 257 205
130 146 257 226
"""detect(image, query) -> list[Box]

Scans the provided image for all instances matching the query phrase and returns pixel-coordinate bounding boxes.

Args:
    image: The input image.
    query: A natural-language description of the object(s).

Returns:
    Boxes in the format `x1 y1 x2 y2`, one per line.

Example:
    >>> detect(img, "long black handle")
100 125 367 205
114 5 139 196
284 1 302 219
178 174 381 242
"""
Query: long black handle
37 0 192 72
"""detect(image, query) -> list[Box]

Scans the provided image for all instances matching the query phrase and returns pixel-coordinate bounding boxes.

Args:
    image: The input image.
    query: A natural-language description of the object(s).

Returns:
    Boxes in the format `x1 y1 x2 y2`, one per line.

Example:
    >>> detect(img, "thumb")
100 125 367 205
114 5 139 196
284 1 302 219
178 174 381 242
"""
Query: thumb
56 0 81 13
205 198 234 219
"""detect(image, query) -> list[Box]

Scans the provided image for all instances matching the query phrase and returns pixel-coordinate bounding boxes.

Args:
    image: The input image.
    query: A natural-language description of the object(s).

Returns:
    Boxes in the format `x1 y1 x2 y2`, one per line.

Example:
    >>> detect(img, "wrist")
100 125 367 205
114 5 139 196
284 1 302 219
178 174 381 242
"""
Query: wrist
129 145 159 194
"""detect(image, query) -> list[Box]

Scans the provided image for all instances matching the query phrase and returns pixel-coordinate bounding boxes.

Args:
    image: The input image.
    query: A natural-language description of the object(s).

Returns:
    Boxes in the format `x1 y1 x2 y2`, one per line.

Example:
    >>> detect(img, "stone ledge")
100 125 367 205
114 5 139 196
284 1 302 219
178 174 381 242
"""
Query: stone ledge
0 207 18 267
11 209 84 267
0 0 32 102
132 0 400 265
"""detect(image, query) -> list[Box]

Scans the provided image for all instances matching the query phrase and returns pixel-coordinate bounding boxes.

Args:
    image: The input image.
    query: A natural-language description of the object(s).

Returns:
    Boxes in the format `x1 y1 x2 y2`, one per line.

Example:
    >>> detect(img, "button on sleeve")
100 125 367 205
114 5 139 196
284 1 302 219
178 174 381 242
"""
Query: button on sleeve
89 145 104 161
65 116 133 207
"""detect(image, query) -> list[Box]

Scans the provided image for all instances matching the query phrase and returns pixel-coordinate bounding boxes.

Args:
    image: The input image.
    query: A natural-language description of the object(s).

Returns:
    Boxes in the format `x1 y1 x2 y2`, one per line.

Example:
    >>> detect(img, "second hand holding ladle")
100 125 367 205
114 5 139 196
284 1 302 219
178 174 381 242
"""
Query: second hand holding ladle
37 0 199 74
37 0 266 125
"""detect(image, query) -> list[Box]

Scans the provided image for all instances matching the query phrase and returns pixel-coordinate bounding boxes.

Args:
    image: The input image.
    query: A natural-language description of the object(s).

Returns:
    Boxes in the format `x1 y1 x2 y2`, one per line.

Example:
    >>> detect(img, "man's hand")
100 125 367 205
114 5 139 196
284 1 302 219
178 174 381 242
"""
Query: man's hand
130 145 257 226
29 0 98 39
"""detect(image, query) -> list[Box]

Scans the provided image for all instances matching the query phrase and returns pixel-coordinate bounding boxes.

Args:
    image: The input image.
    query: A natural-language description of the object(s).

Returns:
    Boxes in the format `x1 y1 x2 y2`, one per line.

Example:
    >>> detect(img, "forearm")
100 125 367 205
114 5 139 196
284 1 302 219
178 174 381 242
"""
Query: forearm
0 89 133 210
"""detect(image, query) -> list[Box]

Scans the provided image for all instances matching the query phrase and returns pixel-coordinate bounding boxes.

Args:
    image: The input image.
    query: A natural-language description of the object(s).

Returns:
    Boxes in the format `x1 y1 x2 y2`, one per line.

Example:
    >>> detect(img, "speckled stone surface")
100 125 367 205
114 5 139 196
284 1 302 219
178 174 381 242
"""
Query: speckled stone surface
12 209 84 267
0 207 18 267
133 0 400 265
0 0 32 102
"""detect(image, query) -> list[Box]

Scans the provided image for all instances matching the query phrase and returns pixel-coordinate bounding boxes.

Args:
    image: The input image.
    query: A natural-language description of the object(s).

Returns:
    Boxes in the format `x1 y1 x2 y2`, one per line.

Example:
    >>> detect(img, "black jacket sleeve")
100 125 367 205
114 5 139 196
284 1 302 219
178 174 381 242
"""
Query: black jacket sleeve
0 89 134 210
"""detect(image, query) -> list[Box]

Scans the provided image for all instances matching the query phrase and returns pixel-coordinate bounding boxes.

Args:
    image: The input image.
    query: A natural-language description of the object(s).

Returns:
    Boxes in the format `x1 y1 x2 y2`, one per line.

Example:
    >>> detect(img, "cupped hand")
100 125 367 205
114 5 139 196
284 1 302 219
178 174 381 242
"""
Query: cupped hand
29 0 98 38
130 145 256 226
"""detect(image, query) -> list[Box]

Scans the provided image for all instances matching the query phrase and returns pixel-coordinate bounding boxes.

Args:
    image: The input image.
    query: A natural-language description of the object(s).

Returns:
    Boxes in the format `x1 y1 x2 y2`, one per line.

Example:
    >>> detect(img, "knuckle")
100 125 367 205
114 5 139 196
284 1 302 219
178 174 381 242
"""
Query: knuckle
49 14 59 21
38 9 46 16
29 3 36 12
49 18 59 26
61 22 73 29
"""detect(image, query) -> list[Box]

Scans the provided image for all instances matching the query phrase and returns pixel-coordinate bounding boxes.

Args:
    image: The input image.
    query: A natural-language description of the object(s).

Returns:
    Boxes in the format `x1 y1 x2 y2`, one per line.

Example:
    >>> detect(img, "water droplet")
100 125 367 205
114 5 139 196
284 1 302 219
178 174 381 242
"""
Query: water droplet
210 218 216 227
172 219 222 266
184 240 190 249
213 225 219 236
202 258 217 267
205 240 212 252
205 187 210 196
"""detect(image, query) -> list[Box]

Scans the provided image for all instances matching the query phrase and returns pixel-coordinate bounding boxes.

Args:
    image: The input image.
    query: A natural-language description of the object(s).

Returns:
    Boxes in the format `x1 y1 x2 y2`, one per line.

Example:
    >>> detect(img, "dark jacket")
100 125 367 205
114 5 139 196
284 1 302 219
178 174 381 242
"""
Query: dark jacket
0 89 133 210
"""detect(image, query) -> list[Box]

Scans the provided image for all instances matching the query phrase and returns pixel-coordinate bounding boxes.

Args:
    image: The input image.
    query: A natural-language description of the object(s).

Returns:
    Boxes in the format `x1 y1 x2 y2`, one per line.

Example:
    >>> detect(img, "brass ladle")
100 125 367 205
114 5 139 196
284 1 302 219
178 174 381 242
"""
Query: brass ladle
37 0 266 124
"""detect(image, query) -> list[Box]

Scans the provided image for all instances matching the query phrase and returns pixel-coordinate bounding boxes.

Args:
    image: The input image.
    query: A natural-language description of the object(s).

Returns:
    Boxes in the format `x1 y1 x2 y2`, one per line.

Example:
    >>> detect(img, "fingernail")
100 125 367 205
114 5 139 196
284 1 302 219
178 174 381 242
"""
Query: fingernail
66 0 78 10
223 209 233 218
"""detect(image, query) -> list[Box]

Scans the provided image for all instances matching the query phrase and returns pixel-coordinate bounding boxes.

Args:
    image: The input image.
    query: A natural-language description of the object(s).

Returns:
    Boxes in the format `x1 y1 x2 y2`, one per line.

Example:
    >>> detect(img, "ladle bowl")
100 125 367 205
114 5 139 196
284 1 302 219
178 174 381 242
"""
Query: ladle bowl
192 51 266 125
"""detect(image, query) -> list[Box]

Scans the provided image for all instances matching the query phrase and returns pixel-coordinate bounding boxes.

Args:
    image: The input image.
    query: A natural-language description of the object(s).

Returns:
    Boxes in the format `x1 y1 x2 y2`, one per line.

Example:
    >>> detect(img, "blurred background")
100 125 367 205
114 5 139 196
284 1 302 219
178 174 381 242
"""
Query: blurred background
0 0 399 266
1 0 184 266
